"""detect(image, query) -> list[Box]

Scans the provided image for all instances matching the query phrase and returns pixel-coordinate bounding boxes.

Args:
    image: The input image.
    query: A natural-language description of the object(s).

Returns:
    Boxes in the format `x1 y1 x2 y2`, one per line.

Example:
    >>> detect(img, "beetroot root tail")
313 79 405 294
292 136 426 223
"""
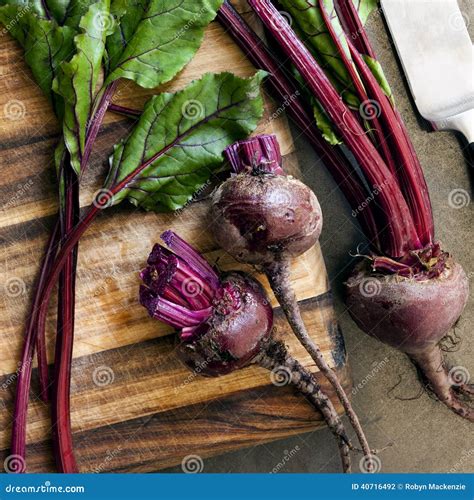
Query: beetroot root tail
258 339 352 472
456 383 474 397
409 347 474 422
263 260 373 469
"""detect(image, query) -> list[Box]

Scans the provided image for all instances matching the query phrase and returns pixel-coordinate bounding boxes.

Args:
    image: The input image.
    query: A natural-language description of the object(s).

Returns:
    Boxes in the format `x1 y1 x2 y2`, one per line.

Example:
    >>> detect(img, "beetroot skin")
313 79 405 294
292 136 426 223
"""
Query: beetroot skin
346 260 469 354
346 259 472 420
211 173 322 265
177 272 273 376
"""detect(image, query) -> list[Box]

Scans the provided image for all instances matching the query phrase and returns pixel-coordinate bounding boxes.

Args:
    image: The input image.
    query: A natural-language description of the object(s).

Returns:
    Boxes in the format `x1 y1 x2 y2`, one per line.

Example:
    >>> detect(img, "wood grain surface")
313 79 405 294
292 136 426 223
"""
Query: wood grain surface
0 2 350 472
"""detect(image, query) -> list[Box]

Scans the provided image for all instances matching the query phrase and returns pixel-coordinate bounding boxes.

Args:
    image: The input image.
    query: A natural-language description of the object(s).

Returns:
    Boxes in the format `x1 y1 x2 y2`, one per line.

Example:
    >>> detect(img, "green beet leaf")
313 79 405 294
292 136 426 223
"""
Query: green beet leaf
0 5 75 112
104 0 224 88
62 0 100 29
363 54 394 103
103 71 266 212
352 0 378 26
45 0 71 24
313 100 342 146
279 0 355 91
53 0 113 174
351 1 393 101
105 0 147 73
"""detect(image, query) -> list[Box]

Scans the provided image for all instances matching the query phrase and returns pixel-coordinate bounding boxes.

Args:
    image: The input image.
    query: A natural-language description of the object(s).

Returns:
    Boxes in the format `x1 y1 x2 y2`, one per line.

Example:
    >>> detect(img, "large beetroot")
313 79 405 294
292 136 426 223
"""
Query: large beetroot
346 259 471 420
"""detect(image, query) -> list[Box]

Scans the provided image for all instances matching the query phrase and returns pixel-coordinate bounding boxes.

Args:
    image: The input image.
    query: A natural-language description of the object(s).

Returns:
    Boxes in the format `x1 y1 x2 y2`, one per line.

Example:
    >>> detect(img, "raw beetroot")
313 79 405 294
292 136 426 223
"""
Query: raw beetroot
139 231 357 472
210 135 374 465
347 260 472 420
211 135 322 264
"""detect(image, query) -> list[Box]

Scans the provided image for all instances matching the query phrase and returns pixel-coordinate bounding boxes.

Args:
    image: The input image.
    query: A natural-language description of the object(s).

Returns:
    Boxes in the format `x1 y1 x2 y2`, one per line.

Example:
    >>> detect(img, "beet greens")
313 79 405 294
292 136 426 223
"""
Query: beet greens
2 0 272 473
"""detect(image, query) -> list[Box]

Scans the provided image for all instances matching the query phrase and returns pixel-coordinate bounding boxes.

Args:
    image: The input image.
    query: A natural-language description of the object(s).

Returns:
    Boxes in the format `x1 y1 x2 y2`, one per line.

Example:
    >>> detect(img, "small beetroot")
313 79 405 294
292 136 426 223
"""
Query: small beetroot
209 135 373 465
211 135 322 265
139 231 360 472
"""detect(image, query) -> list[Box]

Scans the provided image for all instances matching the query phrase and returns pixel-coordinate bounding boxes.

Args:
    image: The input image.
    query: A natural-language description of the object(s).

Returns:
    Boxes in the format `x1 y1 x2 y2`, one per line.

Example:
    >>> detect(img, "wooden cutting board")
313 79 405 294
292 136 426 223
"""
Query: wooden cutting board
0 2 350 472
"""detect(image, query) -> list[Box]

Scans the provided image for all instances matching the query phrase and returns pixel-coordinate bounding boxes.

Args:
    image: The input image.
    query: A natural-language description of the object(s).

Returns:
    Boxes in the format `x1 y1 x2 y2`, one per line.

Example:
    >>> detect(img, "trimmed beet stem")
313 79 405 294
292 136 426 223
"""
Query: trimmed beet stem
10 204 100 467
263 259 373 470
37 149 69 402
14 83 119 472
217 1 381 247
257 339 352 472
248 0 420 257
52 165 80 473
32 222 60 400
50 82 119 473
